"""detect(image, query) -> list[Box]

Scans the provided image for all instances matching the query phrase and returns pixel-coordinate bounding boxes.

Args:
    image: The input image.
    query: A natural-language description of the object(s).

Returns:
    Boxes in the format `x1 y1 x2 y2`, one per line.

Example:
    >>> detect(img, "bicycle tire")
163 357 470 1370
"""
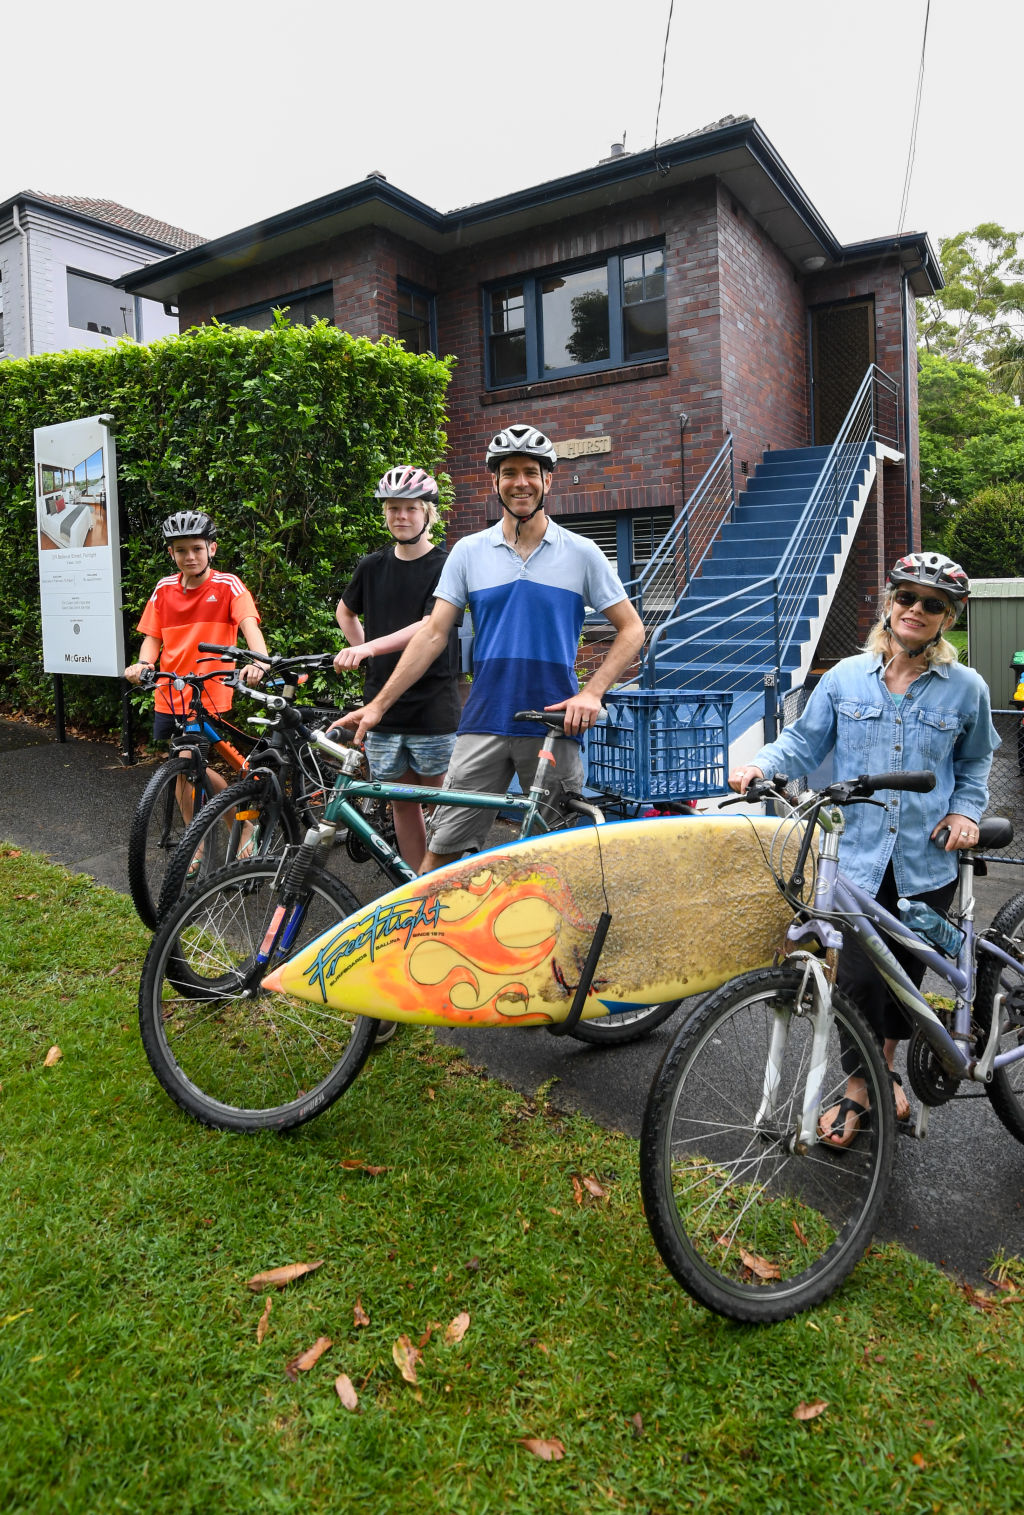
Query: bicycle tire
138 859 376 1132
128 756 209 929
975 891 1024 1145
157 772 303 919
640 966 894 1323
567 999 683 1045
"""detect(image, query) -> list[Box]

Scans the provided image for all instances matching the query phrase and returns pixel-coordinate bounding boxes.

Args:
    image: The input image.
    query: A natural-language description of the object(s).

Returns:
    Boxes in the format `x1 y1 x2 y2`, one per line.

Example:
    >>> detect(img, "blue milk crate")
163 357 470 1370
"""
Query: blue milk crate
586 689 732 803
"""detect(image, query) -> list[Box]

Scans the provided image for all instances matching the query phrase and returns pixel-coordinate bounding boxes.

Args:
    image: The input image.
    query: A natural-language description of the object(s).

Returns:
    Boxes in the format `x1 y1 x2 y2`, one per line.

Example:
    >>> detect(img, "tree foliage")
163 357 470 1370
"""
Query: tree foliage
0 319 453 729
918 223 1024 369
944 485 1024 579
918 353 1024 538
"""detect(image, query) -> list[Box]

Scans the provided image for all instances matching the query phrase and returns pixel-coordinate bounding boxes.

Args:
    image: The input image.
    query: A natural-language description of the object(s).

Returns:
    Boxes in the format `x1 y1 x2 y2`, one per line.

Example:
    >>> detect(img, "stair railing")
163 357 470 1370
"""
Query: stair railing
622 434 734 632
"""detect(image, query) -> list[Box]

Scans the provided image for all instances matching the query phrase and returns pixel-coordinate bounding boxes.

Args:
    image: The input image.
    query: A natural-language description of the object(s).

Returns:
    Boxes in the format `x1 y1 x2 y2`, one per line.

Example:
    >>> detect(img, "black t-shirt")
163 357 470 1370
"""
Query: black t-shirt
341 545 461 734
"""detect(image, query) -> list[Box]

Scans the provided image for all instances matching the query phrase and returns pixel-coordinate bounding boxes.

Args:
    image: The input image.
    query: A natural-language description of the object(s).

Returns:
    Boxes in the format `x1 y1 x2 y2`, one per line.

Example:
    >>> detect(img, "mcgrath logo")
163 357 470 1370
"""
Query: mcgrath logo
304 894 444 998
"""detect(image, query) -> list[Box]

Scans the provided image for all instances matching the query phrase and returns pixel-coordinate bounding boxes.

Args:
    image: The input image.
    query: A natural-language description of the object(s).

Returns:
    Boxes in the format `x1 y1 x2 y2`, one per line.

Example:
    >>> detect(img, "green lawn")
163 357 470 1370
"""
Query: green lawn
2 845 1022 1515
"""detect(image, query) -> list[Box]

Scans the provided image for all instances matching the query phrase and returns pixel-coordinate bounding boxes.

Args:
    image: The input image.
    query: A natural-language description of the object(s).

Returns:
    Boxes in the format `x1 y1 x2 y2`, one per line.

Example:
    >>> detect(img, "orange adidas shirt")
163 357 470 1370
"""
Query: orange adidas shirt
138 571 260 715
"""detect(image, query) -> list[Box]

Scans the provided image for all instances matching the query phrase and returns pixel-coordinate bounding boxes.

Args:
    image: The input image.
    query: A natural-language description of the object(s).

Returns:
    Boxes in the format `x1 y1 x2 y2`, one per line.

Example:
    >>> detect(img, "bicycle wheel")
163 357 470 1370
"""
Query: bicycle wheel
139 860 376 1132
975 891 1024 1145
157 773 303 920
568 999 683 1045
128 757 209 930
640 967 895 1323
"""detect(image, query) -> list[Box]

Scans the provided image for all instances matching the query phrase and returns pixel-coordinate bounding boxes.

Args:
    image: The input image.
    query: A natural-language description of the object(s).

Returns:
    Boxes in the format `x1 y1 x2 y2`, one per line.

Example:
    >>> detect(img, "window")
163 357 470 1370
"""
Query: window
397 281 436 354
554 507 673 590
486 244 666 387
67 269 135 338
218 284 334 331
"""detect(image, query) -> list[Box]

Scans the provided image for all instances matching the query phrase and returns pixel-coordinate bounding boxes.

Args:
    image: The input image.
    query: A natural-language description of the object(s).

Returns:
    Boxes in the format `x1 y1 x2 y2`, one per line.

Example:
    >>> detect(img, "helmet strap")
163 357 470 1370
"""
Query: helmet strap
883 616 942 659
501 497 546 541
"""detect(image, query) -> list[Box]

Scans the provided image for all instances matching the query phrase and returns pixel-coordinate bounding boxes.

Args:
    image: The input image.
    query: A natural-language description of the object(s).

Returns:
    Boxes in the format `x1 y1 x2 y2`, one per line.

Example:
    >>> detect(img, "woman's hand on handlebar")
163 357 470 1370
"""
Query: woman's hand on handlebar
729 763 765 794
932 812 981 851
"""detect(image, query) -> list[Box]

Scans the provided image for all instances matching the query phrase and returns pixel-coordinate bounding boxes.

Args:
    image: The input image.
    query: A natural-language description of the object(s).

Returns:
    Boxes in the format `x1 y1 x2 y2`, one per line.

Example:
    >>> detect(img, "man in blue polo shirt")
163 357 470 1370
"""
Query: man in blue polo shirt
340 423 645 872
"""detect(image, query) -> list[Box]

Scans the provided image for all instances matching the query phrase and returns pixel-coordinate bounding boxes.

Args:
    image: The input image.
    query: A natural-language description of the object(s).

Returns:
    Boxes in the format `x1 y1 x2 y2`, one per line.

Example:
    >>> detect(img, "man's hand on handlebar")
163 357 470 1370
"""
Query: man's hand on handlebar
545 688 604 739
330 703 383 745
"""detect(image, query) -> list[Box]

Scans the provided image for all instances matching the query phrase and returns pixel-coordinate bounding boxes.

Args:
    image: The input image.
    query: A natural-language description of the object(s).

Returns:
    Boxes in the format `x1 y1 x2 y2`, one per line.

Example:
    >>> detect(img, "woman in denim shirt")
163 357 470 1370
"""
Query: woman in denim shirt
730 552 998 1147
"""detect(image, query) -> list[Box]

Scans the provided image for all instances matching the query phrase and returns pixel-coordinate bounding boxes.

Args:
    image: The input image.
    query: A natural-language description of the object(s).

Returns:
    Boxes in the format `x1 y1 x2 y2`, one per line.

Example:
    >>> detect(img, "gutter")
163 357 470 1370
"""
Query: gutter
12 202 32 354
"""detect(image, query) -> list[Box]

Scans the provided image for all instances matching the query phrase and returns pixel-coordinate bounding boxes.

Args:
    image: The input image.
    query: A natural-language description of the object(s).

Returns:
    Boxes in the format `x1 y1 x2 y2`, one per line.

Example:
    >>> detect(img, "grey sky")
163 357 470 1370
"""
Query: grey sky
5 0 1019 252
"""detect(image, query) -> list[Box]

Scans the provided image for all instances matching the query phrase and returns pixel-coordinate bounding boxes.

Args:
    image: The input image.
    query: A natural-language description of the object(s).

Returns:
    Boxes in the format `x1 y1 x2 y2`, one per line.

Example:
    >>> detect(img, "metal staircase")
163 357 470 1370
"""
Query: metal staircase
627 366 902 766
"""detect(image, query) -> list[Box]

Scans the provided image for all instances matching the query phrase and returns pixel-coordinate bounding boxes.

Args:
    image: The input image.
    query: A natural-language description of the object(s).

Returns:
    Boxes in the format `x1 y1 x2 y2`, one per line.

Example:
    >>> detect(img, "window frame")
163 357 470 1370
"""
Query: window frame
484 241 667 389
216 282 335 330
397 278 437 355
66 266 137 339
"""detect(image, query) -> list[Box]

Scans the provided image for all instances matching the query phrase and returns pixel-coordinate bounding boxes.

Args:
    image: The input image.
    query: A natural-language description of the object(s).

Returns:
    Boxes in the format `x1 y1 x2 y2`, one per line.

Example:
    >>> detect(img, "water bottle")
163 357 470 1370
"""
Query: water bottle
897 898 964 958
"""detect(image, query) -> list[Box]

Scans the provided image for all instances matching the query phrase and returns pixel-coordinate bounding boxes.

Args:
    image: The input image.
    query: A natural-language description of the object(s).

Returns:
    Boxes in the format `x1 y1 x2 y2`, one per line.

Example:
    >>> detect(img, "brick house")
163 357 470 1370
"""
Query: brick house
0 191 205 360
122 116 942 760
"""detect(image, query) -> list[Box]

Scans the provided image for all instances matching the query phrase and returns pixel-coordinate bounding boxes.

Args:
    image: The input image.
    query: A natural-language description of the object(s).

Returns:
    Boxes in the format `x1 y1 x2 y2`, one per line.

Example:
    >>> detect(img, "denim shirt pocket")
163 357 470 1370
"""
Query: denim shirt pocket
836 699 884 762
911 706 964 766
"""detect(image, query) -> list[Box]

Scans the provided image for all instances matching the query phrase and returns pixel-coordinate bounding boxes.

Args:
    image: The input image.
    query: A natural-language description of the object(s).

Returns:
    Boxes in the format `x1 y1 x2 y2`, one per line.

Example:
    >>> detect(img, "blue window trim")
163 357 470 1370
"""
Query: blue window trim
397 278 437 354
484 241 667 389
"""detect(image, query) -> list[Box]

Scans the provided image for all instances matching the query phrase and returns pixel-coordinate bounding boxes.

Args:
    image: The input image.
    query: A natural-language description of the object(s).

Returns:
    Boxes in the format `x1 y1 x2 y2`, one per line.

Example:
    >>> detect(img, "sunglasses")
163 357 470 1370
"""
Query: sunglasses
892 589 949 616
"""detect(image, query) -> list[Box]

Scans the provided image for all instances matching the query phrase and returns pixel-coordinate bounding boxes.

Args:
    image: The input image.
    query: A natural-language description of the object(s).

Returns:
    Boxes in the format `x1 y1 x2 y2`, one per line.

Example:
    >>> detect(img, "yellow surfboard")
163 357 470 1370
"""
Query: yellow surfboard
261 816 805 1028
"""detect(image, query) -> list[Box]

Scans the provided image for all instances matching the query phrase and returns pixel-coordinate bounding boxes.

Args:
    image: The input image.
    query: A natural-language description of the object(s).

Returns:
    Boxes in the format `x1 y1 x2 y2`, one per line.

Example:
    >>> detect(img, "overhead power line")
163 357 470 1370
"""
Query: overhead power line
652 0 676 173
896 0 932 237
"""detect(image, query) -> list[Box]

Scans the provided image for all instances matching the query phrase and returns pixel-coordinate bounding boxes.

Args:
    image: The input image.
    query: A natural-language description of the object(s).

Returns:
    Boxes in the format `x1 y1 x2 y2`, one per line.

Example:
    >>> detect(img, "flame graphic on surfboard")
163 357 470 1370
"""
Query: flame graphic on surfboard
263 857 598 1027
260 817 804 1029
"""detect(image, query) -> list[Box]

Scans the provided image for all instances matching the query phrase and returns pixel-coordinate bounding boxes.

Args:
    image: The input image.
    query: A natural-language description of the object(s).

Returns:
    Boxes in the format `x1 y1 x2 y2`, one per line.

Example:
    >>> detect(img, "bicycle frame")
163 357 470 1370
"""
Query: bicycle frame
307 723 598 885
779 804 1024 1141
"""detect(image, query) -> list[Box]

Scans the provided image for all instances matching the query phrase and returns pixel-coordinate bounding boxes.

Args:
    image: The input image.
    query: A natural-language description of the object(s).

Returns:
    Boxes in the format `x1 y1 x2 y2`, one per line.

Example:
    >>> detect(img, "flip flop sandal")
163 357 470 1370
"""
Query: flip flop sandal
889 1068 912 1122
819 1096 868 1149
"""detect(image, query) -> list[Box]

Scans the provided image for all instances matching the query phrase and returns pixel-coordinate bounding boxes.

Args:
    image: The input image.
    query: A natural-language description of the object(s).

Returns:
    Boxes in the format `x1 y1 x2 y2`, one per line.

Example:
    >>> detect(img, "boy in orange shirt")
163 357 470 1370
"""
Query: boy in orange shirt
124 510 268 805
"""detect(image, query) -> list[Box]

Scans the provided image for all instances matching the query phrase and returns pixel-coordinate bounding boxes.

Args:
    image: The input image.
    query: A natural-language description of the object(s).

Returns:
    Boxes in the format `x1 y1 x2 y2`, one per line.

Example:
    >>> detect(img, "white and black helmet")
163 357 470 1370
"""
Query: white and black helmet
485 424 557 472
375 465 439 504
888 551 970 603
161 510 217 541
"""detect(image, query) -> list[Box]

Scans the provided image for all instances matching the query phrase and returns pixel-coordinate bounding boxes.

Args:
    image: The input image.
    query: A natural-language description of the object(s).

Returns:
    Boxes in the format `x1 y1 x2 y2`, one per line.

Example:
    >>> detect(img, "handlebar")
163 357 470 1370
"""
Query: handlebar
197 643 336 674
733 769 936 807
513 708 607 732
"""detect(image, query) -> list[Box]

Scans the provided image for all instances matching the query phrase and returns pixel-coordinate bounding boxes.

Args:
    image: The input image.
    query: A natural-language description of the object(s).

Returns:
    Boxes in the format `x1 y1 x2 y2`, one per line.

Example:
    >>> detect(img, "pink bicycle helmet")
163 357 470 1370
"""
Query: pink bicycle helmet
374 466 439 504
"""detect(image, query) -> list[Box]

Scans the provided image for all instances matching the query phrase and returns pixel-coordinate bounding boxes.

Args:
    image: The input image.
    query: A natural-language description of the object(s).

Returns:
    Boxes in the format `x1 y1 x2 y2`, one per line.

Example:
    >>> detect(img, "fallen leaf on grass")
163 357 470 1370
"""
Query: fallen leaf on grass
629 1412 644 1437
393 1334 422 1385
334 1374 359 1411
520 1437 566 1462
445 1312 470 1344
793 1400 828 1421
256 1297 272 1344
246 1260 324 1291
571 1176 584 1207
43 1046 62 1067
792 1218 809 1246
582 1176 608 1200
739 1247 781 1281
911 1452 926 1468
339 1160 388 1176
353 1297 370 1328
285 1336 332 1380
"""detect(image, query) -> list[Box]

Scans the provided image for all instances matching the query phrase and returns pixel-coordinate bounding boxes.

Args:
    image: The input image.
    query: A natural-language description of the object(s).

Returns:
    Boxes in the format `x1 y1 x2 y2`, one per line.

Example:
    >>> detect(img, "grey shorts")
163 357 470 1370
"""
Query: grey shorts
363 730 456 782
425 732 584 856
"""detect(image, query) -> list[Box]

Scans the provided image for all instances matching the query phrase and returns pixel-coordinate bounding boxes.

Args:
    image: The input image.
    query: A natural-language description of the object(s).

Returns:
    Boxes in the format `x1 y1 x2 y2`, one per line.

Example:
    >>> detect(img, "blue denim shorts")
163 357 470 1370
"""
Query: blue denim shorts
364 730 457 782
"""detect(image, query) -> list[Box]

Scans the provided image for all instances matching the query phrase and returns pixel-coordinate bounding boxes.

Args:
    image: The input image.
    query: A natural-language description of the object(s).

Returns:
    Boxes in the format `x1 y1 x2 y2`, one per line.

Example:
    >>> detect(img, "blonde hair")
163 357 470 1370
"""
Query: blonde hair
864 588 959 666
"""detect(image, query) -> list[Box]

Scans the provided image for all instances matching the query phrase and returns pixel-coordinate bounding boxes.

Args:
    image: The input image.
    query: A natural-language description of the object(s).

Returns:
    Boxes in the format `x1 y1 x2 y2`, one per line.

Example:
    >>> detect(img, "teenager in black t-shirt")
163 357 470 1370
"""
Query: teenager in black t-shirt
332 467 460 871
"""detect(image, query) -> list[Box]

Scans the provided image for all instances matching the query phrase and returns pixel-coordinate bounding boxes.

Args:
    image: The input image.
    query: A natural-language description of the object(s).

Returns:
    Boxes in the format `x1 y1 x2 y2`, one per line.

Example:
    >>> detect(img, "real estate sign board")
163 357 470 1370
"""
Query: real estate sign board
34 414 125 677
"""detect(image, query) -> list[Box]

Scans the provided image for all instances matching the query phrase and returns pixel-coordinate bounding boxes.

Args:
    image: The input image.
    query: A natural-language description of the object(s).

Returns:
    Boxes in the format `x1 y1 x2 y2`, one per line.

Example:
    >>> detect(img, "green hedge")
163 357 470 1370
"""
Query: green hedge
0 319 453 730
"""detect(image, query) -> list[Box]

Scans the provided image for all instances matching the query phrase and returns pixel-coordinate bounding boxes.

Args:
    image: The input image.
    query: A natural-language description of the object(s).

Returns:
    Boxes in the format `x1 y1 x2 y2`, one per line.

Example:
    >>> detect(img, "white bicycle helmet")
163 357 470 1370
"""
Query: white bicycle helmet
888 551 970 603
161 510 217 542
485 424 557 472
375 466 439 504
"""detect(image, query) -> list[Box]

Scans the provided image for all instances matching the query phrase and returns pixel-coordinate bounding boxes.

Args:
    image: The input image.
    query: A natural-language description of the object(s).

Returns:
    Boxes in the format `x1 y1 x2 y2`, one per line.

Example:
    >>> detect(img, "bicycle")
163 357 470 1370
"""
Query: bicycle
639 768 1022 1323
127 667 253 928
155 646 349 919
138 708 684 1133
